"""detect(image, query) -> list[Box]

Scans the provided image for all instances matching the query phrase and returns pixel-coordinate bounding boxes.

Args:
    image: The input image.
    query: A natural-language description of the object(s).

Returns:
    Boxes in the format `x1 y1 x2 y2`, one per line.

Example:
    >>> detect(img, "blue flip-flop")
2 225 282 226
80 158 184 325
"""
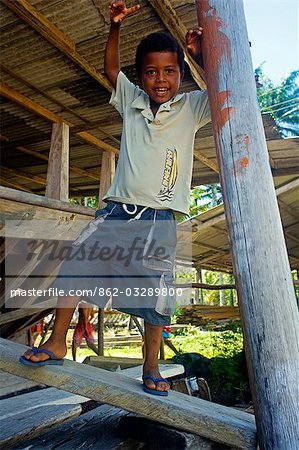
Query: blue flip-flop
19 347 64 367
142 375 170 396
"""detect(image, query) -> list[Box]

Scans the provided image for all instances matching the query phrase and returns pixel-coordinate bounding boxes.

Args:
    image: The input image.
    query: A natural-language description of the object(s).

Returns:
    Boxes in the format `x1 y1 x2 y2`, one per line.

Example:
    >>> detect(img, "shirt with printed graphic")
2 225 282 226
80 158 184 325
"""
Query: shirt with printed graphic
103 71 211 215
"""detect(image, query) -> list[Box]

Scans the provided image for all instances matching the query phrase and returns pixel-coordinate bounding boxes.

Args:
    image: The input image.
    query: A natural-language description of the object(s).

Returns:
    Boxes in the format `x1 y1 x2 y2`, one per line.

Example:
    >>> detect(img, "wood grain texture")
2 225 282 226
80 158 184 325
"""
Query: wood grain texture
1 0 112 92
0 386 88 446
197 1 299 449
46 122 69 201
98 151 115 208
0 338 257 449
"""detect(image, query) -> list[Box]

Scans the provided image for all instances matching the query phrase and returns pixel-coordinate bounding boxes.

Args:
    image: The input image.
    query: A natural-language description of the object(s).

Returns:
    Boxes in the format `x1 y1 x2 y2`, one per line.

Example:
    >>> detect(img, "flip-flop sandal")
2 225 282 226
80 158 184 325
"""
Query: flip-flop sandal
142 375 170 396
19 347 64 367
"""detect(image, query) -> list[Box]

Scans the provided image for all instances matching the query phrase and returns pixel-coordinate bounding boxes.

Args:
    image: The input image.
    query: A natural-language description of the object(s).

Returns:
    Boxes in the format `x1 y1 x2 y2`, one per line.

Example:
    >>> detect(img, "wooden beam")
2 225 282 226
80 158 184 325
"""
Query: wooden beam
98 151 115 208
148 0 206 89
0 186 94 217
0 63 120 145
197 2 299 449
275 178 299 197
1 135 101 182
1 166 46 186
46 123 69 201
1 0 112 92
194 149 219 172
0 338 257 449
0 178 34 193
0 81 119 155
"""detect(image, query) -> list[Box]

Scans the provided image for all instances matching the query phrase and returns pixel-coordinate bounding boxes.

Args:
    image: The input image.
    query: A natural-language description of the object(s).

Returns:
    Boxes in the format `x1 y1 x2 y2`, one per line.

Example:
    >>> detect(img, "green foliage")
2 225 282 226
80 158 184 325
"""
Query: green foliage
172 327 243 358
189 184 223 217
70 196 98 208
256 67 299 136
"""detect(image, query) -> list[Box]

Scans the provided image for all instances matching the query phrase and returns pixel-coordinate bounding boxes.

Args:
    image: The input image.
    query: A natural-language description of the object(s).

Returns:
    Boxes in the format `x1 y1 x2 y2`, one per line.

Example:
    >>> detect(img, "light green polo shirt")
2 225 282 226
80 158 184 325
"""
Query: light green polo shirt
103 71 210 215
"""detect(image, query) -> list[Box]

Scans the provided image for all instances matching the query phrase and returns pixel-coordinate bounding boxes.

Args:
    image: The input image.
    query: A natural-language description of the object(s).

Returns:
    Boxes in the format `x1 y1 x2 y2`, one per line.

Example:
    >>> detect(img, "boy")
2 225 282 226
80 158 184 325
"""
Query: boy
20 0 210 396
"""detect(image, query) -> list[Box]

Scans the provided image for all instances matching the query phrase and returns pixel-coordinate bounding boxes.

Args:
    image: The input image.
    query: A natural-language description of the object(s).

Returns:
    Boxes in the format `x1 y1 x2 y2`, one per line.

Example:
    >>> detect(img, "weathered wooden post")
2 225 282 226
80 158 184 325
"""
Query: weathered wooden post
46 122 69 200
97 151 116 356
196 1 299 448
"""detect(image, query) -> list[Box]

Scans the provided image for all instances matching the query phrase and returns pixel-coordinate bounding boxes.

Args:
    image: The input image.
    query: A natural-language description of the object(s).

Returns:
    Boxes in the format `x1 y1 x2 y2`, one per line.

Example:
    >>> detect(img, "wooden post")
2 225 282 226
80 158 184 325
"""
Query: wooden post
98 151 115 208
97 308 104 356
219 272 225 306
196 1 299 449
195 268 200 304
229 275 234 306
46 122 69 200
97 151 116 355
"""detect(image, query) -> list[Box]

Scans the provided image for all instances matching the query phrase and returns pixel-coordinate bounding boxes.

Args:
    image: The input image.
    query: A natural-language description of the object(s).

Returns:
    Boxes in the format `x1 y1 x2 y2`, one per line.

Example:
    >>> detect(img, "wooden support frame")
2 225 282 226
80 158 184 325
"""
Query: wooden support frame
0 338 257 449
0 81 119 155
1 134 101 182
1 0 112 92
46 122 69 201
0 63 120 146
197 1 299 448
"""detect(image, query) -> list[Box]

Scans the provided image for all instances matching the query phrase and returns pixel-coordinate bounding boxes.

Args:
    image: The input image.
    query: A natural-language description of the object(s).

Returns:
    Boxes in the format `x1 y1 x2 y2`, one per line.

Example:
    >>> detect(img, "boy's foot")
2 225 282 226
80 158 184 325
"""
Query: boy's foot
22 338 67 364
142 367 170 394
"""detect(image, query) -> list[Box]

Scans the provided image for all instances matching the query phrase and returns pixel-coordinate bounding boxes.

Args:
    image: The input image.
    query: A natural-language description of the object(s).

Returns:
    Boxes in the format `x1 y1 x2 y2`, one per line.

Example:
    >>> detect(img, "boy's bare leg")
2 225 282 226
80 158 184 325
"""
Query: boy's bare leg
143 322 170 393
23 295 80 362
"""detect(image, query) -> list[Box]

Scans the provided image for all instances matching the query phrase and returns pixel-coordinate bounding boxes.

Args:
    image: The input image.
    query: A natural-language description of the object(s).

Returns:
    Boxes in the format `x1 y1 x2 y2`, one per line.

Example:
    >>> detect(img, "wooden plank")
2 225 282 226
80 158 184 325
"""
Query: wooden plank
0 369 43 397
0 338 257 449
0 186 94 216
98 151 115 208
0 300 56 325
121 364 184 381
275 178 299 197
0 386 88 447
11 404 130 450
194 149 219 172
197 1 299 449
46 123 69 201
0 82 119 155
1 0 112 92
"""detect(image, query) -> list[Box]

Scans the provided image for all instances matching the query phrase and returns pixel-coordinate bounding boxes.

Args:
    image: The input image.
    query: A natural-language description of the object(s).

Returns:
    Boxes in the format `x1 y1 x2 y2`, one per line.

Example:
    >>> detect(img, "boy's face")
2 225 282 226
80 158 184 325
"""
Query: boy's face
140 51 183 107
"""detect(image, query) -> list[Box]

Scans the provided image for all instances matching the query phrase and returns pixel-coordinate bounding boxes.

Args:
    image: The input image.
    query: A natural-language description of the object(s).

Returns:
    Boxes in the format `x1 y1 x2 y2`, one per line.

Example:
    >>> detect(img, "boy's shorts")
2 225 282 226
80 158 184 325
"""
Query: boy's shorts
52 201 177 326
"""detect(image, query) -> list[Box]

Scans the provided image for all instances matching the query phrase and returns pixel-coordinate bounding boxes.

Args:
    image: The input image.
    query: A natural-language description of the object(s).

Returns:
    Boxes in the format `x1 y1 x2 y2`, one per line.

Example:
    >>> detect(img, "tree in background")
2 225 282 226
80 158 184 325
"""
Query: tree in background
256 68 299 137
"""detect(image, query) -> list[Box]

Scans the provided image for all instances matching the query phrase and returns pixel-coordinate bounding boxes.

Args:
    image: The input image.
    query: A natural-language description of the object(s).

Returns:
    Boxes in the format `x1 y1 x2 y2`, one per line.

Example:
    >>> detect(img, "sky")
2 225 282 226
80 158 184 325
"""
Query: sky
243 0 298 84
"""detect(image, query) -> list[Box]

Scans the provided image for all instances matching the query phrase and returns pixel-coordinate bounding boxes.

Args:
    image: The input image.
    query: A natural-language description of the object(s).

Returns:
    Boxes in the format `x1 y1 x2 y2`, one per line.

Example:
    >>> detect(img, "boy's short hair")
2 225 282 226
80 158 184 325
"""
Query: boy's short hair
135 32 184 78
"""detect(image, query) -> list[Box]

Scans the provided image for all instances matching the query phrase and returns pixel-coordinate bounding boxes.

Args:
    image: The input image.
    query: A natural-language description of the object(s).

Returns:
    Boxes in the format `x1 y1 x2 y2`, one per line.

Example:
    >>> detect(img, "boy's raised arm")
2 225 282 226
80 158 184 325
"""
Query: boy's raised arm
104 1 140 88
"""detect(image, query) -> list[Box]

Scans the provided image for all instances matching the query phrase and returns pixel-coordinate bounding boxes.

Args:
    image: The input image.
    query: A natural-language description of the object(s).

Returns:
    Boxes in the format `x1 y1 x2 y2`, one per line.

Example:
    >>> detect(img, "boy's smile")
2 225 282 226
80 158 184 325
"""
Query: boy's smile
140 51 183 113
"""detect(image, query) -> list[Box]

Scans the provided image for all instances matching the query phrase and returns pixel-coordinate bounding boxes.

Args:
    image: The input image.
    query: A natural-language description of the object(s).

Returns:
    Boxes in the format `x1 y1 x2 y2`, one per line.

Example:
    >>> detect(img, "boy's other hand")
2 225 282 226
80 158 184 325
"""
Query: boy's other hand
109 1 140 25
186 27 203 61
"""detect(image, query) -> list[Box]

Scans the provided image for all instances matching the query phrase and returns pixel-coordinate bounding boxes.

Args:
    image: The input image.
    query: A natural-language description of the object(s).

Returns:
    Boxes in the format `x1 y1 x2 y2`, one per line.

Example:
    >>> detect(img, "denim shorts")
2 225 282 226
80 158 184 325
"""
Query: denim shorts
52 202 176 325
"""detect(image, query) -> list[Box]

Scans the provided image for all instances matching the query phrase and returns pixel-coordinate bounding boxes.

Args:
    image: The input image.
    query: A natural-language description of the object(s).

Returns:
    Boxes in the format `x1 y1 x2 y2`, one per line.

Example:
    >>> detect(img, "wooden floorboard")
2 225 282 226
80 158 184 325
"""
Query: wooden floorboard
0 387 89 447
0 338 257 449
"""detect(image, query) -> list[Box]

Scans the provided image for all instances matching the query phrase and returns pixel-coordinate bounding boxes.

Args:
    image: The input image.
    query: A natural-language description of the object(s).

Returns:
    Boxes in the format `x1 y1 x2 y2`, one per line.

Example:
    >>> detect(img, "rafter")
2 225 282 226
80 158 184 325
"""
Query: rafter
148 0 206 89
0 63 120 146
0 81 119 155
1 166 46 186
1 135 101 182
194 149 219 172
0 177 34 193
1 0 112 92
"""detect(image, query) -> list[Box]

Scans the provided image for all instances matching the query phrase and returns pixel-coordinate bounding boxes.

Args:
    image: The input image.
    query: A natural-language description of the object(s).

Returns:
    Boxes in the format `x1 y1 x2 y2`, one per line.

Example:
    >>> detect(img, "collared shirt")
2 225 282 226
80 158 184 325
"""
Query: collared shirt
103 71 211 215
